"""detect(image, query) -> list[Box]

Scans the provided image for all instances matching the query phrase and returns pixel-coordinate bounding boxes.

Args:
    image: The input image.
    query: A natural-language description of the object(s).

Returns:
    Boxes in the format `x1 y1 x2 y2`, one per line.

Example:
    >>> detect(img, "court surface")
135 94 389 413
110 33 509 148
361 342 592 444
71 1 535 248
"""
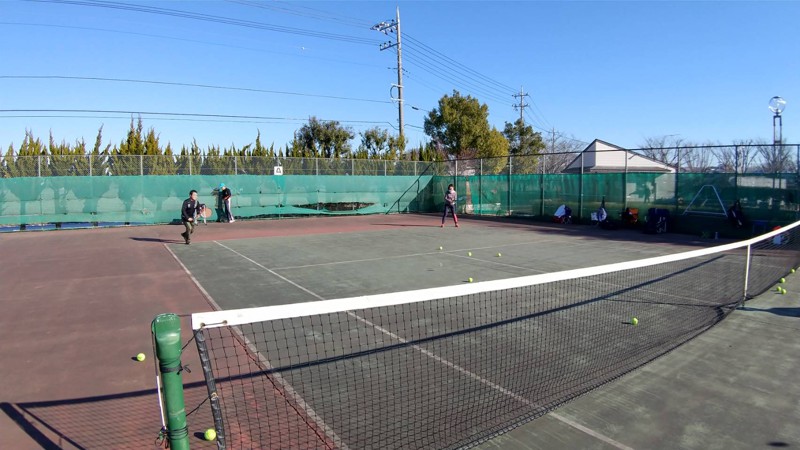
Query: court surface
1 213 798 449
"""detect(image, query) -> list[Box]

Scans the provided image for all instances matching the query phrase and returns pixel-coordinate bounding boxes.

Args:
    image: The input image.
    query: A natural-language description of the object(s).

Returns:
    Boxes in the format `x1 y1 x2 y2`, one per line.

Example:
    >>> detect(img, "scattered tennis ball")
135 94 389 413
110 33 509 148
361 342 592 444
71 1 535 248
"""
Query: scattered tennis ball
792 268 796 273
467 251 472 257
631 317 639 326
438 246 443 251
782 287 787 295
780 278 786 283
468 277 474 283
496 252 502 257
136 353 146 362
204 429 217 441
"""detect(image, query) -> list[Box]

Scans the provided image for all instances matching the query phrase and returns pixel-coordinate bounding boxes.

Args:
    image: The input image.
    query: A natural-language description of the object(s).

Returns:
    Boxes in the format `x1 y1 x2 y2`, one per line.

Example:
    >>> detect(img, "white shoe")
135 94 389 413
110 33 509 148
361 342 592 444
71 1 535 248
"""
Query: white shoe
230 219 236 223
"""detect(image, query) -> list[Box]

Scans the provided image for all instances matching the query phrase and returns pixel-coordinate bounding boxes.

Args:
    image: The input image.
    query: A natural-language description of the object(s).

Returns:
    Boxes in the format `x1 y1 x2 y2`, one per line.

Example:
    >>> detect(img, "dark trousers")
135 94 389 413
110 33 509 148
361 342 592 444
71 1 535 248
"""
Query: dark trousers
442 204 458 224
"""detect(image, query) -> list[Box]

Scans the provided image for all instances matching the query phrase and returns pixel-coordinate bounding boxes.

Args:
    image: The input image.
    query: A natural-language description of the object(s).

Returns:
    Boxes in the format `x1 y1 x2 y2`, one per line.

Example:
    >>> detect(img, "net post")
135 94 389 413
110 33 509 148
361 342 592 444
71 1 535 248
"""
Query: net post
742 244 752 304
151 314 191 450
195 327 227 450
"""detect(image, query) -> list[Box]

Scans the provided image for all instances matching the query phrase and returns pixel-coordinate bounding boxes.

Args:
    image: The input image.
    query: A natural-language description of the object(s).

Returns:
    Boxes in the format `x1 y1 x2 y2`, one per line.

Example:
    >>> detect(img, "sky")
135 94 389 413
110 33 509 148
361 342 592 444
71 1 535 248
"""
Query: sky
1 0 798 154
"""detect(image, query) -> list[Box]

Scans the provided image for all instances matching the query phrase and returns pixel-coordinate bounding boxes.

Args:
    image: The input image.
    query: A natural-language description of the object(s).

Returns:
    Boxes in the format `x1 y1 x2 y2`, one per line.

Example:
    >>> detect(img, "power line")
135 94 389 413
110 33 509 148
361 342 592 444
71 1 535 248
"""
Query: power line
1 75 393 104
0 109 399 128
1 22 386 69
30 0 382 45
229 0 373 29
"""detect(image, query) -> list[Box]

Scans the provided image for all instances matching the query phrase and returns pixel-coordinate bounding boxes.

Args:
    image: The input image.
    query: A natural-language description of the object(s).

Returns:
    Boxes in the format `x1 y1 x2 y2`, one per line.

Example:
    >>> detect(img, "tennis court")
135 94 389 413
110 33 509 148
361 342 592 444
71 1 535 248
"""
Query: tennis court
2 214 799 449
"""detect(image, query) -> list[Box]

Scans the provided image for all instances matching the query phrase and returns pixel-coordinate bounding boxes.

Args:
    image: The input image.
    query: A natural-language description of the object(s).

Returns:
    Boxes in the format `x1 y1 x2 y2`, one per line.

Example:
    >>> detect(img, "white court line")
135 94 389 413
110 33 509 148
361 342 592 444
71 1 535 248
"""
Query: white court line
214 240 634 450
214 241 325 300
168 243 347 450
164 244 223 311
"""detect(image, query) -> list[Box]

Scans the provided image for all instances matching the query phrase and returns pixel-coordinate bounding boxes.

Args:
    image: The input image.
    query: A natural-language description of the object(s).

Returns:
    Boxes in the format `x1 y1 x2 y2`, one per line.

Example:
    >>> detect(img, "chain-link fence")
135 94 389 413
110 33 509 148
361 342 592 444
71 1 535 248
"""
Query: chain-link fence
0 155 439 177
2 145 798 229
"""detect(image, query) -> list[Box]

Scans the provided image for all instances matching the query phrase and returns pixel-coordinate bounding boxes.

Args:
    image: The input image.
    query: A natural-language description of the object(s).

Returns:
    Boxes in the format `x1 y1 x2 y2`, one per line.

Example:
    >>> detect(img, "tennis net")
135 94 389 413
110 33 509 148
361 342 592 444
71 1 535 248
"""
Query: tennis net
190 221 800 449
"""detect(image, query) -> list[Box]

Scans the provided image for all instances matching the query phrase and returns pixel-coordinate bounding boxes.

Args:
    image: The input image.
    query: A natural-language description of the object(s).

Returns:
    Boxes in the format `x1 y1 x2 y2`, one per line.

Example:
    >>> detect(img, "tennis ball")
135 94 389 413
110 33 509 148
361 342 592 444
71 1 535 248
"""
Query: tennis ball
467 252 472 257
496 252 502 257
631 317 639 326
468 277 474 283
438 246 443 251
782 287 787 295
780 278 786 283
792 268 796 273
136 353 146 362
204 429 217 441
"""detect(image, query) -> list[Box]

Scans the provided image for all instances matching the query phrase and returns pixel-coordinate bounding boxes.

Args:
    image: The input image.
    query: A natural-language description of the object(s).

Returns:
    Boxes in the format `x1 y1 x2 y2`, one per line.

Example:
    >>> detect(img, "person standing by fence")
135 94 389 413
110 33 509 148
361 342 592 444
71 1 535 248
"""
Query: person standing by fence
217 183 235 223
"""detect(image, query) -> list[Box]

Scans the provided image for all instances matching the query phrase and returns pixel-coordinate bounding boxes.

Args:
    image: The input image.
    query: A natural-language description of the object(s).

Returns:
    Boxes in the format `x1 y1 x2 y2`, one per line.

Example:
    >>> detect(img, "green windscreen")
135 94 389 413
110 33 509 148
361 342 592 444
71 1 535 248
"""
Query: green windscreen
0 175 433 225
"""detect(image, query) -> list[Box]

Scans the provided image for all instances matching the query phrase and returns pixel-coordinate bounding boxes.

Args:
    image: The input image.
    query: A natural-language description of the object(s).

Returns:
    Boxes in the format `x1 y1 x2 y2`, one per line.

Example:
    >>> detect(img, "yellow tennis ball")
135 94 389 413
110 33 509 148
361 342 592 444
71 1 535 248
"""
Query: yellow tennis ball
631 317 639 326
792 268 796 273
204 429 217 441
467 252 472 257
468 277 473 283
438 246 443 251
781 287 787 295
780 278 786 284
496 253 502 257
136 353 145 362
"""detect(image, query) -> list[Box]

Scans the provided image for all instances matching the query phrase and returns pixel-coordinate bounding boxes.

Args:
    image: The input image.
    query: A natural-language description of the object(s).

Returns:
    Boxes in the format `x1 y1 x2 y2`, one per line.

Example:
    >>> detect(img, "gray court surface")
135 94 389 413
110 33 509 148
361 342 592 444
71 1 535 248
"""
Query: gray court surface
170 219 800 449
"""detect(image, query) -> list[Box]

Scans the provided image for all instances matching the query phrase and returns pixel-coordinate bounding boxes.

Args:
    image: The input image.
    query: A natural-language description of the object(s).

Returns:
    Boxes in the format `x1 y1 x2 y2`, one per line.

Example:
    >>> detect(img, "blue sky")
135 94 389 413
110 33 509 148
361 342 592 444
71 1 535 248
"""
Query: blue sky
1 0 797 153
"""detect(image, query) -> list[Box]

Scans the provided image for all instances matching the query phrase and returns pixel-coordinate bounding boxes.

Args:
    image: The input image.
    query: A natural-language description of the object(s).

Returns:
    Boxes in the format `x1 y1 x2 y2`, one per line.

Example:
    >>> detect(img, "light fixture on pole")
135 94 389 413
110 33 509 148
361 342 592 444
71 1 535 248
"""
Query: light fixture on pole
769 96 786 145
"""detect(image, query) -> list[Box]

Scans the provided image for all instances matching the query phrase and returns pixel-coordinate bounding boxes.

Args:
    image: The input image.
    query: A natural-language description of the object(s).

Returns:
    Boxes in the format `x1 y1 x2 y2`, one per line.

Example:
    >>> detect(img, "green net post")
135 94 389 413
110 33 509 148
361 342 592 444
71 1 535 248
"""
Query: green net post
152 313 190 450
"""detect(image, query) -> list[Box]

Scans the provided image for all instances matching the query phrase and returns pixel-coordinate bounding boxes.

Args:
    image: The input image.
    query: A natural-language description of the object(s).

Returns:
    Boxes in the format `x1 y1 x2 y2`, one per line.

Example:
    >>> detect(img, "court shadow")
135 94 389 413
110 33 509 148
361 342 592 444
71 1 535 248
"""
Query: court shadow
371 223 442 228
739 306 800 318
130 237 181 243
1 383 216 450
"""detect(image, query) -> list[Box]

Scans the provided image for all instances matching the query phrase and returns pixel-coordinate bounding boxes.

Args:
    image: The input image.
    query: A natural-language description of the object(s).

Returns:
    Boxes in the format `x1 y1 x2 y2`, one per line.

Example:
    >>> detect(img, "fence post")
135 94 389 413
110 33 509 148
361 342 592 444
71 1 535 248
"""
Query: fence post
189 155 192 176
540 153 546 217
579 152 584 220
674 147 681 216
140 155 144 176
89 155 92 177
507 155 512 216
623 149 628 209
37 155 41 177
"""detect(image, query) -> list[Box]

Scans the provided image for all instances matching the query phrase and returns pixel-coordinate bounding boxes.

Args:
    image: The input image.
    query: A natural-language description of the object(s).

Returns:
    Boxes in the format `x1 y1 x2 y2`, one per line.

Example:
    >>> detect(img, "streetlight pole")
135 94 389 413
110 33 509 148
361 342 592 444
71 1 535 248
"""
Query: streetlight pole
769 96 787 189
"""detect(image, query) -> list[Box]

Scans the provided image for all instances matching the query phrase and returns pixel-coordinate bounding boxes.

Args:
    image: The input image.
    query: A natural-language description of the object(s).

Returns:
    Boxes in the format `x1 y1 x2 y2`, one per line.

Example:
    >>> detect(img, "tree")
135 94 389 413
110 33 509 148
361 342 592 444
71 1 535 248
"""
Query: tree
540 130 585 174
759 140 795 174
110 116 146 175
292 116 354 160
719 139 761 174
503 119 545 174
423 90 509 165
638 135 716 173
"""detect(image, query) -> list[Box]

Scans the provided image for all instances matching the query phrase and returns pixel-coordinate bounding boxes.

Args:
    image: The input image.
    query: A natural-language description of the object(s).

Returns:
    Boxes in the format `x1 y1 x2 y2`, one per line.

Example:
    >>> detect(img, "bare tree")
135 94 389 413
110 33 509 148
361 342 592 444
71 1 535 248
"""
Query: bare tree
712 139 762 173
637 135 683 167
539 130 585 174
638 136 718 172
758 140 796 173
681 141 718 173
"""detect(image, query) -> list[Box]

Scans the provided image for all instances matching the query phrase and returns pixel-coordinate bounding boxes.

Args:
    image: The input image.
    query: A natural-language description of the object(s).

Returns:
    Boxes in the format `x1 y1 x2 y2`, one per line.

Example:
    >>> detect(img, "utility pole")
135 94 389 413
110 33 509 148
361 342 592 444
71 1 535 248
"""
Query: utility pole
512 87 529 153
372 8 404 141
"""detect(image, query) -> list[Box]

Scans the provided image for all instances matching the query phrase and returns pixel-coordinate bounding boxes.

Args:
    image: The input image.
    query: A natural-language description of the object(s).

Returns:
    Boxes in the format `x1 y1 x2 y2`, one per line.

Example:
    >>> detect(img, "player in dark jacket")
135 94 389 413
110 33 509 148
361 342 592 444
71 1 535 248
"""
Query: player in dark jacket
181 190 200 244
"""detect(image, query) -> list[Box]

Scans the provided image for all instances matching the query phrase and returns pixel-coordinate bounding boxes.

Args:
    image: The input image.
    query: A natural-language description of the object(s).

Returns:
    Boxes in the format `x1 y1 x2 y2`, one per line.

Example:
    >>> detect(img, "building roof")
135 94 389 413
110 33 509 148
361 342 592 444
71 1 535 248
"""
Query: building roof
562 139 676 174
